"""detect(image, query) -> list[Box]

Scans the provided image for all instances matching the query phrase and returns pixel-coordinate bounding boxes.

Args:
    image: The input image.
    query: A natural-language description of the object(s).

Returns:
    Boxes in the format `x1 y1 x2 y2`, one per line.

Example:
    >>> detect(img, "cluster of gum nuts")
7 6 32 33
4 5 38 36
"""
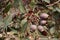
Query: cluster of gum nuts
30 13 49 36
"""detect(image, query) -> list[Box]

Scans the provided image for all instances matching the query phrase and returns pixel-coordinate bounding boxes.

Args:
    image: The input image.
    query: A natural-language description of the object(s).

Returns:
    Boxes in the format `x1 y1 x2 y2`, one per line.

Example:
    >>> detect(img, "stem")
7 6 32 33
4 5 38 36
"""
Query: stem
46 0 60 7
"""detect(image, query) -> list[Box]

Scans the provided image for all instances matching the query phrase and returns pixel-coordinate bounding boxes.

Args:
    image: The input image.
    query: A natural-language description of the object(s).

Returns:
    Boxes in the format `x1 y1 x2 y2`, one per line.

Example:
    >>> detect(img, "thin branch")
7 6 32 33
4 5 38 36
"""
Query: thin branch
46 0 60 7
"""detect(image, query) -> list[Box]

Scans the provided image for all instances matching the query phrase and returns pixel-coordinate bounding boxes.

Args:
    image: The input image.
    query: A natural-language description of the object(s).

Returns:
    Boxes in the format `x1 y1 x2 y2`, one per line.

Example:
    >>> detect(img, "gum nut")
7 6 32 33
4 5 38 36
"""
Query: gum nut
40 20 47 24
40 13 49 19
38 25 44 32
30 25 37 31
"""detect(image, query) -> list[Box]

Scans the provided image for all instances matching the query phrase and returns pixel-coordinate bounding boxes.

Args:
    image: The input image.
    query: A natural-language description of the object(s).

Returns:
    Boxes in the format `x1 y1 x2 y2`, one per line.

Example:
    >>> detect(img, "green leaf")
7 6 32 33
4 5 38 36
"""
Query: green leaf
21 22 28 32
4 12 12 25
25 38 30 40
14 0 20 7
53 7 60 13
0 21 4 27
20 18 28 32
9 27 18 33
14 0 26 13
3 3 11 13
21 18 27 25
19 0 26 13
3 11 13 29
29 2 35 8
29 0 35 8
0 0 9 13
55 7 60 12
50 27 55 34
42 0 50 3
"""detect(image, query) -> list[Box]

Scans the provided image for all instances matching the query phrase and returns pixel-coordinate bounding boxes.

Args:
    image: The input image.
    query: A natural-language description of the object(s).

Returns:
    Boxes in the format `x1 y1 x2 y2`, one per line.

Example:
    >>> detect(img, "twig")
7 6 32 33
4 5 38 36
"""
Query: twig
46 0 60 7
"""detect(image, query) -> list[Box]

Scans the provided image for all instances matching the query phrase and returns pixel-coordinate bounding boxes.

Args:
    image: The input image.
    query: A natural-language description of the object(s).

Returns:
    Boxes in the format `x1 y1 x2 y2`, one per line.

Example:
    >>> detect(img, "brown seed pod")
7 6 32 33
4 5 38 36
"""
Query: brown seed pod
38 25 47 36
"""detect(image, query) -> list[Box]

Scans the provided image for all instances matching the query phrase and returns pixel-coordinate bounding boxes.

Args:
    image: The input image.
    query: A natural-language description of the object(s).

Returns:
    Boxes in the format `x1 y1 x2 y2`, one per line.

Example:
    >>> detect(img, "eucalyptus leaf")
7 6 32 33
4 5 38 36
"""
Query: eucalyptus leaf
0 21 4 27
21 18 27 32
19 0 26 13
29 0 35 8
3 11 13 30
4 12 12 25
3 3 11 13
14 0 26 13
21 18 27 25
20 18 27 32
53 7 60 13
14 0 19 7
0 0 9 14
9 27 18 33
50 27 55 34
21 22 28 32
55 7 60 12
26 38 30 40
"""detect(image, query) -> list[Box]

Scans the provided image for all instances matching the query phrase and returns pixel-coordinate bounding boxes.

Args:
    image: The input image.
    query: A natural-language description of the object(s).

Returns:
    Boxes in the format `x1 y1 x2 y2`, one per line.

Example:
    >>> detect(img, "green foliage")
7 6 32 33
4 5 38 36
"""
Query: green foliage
19 0 26 13
0 0 60 40
3 3 12 13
